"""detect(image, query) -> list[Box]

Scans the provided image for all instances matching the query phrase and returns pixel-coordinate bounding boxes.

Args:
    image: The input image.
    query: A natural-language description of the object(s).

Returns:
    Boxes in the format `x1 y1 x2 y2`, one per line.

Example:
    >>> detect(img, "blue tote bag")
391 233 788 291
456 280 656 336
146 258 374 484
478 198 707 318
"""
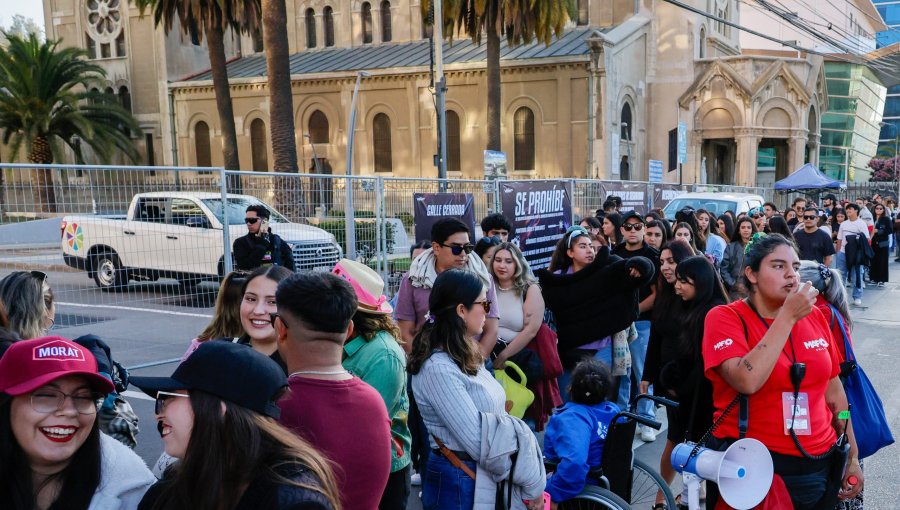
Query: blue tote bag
832 307 894 459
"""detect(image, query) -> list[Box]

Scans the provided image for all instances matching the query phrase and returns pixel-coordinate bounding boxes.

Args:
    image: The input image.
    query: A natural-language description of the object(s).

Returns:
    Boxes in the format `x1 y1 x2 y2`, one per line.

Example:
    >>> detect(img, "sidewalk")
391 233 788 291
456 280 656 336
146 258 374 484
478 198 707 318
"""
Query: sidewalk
850 260 900 322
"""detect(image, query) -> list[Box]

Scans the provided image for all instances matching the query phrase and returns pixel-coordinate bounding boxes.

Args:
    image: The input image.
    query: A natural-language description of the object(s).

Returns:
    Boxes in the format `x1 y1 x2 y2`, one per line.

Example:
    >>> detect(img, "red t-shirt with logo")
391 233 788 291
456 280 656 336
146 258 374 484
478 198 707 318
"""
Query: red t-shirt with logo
702 300 840 456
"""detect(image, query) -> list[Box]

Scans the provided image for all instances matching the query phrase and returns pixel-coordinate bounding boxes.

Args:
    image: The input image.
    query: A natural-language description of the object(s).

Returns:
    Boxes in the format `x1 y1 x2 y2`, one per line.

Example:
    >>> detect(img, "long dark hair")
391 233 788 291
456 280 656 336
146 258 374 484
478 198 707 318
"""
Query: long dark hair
407 270 484 376
672 222 699 252
652 239 696 324
677 211 706 252
548 228 596 273
830 207 846 232
603 213 623 245
731 217 757 245
718 214 735 243
150 390 341 510
675 256 729 358
766 215 794 241
0 393 102 510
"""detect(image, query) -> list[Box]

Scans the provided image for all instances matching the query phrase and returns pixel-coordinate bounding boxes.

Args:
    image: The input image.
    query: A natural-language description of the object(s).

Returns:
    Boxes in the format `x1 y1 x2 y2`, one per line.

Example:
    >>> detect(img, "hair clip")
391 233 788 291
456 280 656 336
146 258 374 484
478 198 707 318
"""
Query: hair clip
424 312 435 324
584 391 591 396
817 263 831 282
744 232 767 254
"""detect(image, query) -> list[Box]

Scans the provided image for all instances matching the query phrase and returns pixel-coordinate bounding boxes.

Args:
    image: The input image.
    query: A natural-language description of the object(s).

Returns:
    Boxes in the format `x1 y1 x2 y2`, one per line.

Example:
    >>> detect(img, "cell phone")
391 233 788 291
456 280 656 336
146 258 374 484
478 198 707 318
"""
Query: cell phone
261 218 269 231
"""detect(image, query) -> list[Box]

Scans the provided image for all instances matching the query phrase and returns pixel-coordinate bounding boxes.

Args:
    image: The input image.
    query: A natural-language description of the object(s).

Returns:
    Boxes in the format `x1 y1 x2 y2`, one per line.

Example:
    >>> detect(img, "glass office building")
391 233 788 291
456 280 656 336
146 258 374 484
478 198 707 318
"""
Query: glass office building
819 62 887 181
875 0 899 156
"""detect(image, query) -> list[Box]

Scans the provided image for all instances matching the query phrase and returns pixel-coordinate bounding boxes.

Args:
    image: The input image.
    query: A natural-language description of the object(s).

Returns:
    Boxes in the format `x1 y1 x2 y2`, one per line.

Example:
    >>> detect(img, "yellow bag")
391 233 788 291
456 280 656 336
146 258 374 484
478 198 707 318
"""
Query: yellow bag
494 361 535 419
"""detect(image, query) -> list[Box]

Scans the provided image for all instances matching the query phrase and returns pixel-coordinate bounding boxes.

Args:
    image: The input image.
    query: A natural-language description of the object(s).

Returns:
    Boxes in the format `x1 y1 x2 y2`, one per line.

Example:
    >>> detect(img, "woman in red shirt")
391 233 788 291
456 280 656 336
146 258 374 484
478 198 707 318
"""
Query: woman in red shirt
701 234 862 510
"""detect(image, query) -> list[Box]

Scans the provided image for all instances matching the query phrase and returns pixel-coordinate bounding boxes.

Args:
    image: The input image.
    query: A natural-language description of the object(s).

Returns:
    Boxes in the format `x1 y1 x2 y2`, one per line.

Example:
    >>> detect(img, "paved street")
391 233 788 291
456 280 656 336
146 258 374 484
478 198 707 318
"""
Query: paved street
1 251 898 507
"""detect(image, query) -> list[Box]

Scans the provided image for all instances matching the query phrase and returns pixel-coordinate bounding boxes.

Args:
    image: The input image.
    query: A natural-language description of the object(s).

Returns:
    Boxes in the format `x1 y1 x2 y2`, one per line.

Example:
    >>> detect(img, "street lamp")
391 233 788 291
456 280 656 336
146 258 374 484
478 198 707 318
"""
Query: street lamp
879 121 899 202
345 71 371 260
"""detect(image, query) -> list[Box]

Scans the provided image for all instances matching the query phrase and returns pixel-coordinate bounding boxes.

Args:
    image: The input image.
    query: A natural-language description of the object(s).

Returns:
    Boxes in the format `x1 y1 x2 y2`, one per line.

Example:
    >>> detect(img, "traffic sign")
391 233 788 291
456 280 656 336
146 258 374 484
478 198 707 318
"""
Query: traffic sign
678 121 687 164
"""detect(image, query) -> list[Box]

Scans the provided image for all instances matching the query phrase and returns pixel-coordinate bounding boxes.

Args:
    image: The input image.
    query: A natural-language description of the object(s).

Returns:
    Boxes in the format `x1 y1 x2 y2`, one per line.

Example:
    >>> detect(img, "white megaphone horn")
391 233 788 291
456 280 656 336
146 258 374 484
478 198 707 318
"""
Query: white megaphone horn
671 438 774 510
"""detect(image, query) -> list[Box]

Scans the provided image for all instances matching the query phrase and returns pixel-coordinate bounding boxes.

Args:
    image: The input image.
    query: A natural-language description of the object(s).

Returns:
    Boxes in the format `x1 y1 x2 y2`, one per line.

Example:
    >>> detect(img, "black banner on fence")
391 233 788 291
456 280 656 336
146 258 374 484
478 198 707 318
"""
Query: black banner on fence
599 182 650 214
413 193 476 243
652 184 690 212
500 180 572 270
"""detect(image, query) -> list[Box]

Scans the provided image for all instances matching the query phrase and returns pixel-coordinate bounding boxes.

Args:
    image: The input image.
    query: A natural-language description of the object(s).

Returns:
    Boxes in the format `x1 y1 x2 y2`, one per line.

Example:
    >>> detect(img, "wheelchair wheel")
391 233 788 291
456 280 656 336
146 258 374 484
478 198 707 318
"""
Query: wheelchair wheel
558 486 633 510
629 459 676 509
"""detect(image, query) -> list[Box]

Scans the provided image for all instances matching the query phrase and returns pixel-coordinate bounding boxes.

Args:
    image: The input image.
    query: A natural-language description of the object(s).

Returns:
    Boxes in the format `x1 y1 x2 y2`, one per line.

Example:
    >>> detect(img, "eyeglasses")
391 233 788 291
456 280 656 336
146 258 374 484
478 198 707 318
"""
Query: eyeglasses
440 243 474 255
31 388 103 415
622 223 644 232
244 217 260 224
155 390 190 414
472 300 492 313
803 215 818 220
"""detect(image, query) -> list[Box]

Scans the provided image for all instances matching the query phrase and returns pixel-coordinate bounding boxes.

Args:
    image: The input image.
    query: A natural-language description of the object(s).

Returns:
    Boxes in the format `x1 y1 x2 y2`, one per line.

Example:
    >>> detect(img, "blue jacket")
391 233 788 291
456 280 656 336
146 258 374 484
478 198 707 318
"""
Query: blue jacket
543 401 620 502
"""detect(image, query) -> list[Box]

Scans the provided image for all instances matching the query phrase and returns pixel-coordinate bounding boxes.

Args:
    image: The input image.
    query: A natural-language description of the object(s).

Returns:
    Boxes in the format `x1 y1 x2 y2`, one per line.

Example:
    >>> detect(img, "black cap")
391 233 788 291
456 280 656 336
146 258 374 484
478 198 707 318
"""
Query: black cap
823 193 837 202
621 210 644 224
130 341 287 419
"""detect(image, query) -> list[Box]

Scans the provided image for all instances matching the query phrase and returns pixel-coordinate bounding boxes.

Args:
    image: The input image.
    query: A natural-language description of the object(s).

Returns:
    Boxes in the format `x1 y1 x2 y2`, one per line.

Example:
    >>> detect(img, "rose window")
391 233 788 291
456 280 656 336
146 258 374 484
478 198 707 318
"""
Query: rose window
85 0 123 43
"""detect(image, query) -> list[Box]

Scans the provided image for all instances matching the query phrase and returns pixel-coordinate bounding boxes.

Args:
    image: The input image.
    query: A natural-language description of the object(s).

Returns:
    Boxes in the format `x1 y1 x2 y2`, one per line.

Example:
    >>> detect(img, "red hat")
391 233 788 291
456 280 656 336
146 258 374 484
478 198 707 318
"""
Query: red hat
0 337 115 396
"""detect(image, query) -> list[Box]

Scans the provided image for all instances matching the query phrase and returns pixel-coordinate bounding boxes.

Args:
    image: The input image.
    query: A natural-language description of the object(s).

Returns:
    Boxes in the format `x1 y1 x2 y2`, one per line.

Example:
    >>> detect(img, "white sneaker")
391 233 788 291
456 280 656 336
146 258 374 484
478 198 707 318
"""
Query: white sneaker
410 472 422 486
640 425 657 442
853 298 862 306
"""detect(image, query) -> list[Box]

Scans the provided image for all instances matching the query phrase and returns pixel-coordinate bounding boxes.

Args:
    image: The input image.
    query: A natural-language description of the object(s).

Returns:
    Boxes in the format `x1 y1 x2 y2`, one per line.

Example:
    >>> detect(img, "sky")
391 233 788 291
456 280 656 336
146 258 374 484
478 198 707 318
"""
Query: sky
0 4 45 31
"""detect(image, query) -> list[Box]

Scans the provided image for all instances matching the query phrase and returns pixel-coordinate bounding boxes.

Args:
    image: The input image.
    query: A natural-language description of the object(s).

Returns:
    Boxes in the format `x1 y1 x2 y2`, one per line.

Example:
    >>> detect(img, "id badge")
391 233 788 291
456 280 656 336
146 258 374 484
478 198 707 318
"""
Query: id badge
782 392 811 435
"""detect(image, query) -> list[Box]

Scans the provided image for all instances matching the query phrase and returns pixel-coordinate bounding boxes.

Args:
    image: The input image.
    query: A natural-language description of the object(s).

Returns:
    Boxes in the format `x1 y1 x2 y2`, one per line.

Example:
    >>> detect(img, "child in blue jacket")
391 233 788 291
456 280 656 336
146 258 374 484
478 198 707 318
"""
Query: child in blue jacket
543 359 620 504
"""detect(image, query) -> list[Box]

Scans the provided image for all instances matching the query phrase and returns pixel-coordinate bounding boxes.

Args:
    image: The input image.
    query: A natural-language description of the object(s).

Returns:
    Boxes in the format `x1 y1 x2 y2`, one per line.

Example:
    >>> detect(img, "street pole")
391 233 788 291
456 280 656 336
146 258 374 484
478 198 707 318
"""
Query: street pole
345 71 370 260
433 0 448 191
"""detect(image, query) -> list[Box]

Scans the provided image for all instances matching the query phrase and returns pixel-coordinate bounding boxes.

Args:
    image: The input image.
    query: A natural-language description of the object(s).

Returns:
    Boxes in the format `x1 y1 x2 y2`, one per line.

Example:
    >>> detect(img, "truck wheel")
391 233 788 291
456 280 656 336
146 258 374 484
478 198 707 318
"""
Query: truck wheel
93 252 128 291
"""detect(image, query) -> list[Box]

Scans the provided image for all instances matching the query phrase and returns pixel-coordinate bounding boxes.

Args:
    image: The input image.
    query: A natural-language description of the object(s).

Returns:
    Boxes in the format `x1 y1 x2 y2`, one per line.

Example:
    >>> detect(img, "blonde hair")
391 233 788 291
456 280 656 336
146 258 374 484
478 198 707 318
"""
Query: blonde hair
490 242 536 297
197 272 246 341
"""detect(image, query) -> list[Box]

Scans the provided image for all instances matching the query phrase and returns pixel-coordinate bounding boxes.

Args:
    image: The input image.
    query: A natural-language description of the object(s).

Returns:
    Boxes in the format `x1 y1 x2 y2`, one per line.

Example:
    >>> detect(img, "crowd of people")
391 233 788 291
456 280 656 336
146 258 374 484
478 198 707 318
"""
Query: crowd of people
0 194 892 510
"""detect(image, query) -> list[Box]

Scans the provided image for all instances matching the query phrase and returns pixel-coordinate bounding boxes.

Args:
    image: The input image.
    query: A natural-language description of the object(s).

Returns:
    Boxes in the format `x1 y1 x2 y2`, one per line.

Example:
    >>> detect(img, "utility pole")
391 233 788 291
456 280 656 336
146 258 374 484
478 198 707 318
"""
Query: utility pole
432 0 448 191
345 71 370 260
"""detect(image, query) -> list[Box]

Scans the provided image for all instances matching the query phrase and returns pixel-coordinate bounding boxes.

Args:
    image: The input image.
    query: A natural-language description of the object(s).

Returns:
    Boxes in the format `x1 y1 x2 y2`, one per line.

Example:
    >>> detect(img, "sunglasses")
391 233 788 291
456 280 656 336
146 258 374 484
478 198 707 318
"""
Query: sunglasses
803 215 818 220
440 243 475 255
244 217 260 224
750 214 761 219
622 223 644 231
472 300 492 313
155 390 189 414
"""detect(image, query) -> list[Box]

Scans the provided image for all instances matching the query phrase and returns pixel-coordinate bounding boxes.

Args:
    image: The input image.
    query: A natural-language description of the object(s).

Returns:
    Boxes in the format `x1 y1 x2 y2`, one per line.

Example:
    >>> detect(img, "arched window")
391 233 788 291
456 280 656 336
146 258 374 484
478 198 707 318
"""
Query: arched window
373 113 392 172
324 6 335 47
309 110 330 144
577 0 589 25
362 2 373 44
380 1 392 42
250 119 268 172
115 32 126 57
513 107 535 171
118 86 131 112
104 86 114 95
620 103 632 141
447 110 461 172
699 27 706 58
305 8 317 49
195 121 211 167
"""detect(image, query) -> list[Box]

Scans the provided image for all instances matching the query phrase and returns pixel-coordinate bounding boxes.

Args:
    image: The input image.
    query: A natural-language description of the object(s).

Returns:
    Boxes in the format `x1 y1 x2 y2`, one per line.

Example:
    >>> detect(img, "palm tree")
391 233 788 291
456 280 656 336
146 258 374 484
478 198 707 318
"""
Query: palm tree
261 0 302 219
425 0 571 151
0 33 139 213
134 0 262 189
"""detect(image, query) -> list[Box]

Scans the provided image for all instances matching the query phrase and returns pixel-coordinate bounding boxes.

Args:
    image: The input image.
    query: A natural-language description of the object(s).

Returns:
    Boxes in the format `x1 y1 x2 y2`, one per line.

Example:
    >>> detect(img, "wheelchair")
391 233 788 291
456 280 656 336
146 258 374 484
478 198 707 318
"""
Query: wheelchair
546 394 679 510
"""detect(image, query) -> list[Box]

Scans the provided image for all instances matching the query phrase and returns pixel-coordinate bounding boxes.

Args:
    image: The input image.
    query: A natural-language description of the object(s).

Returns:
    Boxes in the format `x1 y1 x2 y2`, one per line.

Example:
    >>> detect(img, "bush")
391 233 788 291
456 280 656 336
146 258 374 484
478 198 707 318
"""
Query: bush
394 212 414 231
319 219 395 256
327 209 376 219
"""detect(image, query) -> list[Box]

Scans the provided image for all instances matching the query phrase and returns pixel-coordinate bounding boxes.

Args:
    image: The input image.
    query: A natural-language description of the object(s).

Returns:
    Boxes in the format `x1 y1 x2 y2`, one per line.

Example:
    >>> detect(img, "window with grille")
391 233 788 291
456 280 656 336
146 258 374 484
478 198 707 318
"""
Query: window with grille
324 7 335 47
447 111 461 172
118 86 131 112
381 1 392 42
306 9 317 48
621 103 632 140
250 119 268 172
373 113 392 172
577 0 588 25
309 111 330 143
115 32 126 57
514 107 534 171
195 121 212 170
362 3 373 44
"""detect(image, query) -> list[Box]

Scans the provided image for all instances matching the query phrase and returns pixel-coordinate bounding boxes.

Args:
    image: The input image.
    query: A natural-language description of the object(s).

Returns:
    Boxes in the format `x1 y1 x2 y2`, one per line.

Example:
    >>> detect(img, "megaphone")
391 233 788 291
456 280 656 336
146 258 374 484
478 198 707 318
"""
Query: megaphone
671 438 773 510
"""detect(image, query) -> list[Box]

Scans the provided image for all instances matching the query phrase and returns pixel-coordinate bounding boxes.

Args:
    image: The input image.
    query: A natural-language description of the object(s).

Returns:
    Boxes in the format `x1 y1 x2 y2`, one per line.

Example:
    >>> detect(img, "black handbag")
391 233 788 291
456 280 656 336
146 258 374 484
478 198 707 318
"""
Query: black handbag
492 339 544 383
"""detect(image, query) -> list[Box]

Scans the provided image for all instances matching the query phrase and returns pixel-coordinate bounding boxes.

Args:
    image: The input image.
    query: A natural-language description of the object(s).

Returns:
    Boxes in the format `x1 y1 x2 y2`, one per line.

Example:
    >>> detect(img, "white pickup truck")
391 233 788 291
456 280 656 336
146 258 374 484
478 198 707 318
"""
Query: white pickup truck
61 192 342 290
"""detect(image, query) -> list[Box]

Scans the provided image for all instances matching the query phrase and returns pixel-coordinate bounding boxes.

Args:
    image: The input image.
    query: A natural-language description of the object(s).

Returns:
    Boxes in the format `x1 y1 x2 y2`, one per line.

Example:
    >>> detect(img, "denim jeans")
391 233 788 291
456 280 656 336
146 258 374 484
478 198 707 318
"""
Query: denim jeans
836 252 864 300
421 453 477 510
558 344 613 403
617 321 655 418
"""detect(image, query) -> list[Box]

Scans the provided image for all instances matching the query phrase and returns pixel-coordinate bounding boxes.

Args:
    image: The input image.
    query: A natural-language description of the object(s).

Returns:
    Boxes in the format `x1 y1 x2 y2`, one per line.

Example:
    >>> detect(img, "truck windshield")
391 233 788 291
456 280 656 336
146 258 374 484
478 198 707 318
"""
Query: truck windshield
202 198 290 225
663 198 738 217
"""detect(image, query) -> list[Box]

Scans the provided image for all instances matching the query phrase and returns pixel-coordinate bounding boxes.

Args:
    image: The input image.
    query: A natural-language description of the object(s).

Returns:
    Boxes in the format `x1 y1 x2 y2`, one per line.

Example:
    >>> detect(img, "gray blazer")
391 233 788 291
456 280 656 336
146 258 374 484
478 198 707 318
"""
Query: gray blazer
720 241 745 290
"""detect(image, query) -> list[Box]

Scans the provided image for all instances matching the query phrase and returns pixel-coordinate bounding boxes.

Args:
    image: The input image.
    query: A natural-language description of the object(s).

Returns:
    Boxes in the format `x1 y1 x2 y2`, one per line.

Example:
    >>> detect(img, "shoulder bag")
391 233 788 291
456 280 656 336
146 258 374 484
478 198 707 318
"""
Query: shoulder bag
831 306 894 459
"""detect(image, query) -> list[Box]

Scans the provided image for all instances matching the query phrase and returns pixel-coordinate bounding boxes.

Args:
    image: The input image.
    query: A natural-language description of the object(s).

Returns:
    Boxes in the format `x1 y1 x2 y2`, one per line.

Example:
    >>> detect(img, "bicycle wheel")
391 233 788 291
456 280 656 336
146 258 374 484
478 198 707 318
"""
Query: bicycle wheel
559 486 633 510
630 459 676 509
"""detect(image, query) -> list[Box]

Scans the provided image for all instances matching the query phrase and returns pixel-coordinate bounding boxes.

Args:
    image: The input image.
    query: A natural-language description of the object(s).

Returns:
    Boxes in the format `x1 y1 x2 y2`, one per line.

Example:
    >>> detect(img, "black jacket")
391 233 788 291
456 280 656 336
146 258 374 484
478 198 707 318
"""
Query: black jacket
537 246 655 353
233 232 296 272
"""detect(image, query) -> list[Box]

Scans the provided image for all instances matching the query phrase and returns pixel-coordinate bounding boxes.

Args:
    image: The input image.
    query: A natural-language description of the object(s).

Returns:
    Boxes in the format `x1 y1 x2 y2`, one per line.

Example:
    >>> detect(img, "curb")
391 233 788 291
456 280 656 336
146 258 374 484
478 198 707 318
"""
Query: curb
0 242 59 251
0 261 77 273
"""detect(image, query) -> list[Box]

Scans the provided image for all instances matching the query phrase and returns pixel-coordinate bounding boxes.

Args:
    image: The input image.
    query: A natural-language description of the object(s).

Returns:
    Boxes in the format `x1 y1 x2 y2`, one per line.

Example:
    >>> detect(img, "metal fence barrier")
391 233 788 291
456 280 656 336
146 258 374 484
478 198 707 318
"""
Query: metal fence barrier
0 163 778 339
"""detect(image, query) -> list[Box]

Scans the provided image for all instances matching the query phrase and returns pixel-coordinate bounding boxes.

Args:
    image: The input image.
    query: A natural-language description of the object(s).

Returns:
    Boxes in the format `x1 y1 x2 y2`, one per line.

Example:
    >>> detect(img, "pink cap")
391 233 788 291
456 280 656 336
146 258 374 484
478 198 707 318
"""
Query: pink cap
0 337 115 396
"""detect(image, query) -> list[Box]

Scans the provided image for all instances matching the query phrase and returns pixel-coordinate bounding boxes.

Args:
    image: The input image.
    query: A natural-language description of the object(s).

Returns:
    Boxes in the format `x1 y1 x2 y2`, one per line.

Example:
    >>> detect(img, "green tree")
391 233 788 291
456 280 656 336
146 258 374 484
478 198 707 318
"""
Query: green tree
261 0 302 219
0 33 139 212
424 0 572 152
134 0 262 186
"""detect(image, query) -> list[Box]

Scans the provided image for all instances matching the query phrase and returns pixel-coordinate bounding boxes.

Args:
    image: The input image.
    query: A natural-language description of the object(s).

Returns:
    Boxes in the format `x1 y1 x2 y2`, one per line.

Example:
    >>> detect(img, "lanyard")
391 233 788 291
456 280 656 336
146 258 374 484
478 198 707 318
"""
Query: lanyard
743 299 798 365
